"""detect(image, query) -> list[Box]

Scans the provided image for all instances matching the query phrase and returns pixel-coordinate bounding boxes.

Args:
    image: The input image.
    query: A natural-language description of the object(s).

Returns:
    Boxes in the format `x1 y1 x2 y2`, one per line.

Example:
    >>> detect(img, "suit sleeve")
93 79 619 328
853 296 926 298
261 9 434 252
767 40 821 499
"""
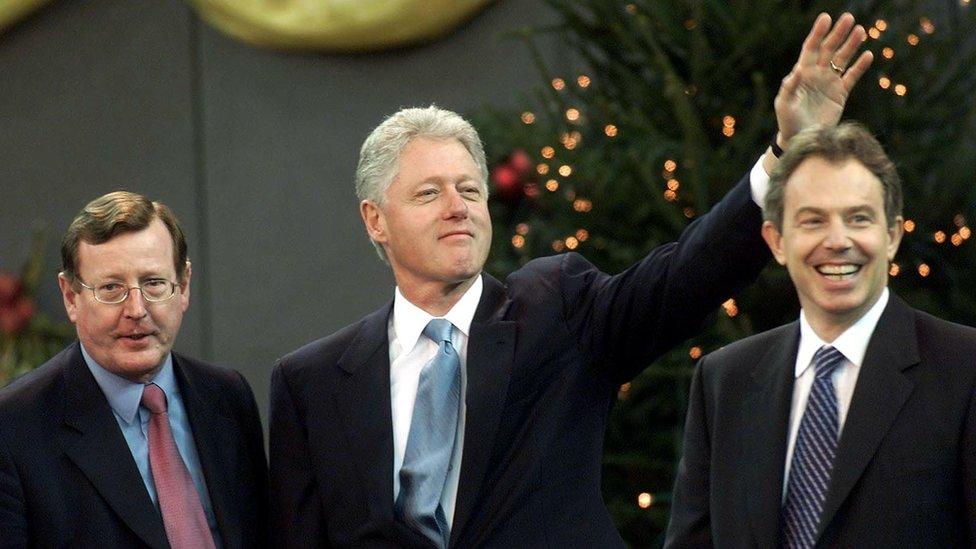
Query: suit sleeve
0 429 28 548
559 173 770 382
664 358 714 548
234 370 271 546
268 362 330 548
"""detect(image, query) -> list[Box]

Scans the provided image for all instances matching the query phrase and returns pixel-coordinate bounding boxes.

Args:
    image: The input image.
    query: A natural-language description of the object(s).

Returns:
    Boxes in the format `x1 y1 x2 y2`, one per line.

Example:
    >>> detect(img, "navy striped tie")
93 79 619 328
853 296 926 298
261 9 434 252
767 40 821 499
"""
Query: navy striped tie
782 345 846 548
395 319 461 549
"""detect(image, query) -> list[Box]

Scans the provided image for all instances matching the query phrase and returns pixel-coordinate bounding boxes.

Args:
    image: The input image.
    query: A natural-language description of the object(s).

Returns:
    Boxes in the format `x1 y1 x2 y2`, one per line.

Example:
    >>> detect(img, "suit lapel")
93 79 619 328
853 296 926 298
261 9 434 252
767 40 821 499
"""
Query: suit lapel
450 274 515 546
818 295 917 536
175 354 241 548
743 323 800 547
60 344 169 549
333 304 397 527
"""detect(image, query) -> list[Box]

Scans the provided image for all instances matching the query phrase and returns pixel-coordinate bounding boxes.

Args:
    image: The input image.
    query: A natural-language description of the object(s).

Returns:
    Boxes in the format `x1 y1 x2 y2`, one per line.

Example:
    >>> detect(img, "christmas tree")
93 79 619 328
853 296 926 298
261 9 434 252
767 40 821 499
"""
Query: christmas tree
471 0 976 544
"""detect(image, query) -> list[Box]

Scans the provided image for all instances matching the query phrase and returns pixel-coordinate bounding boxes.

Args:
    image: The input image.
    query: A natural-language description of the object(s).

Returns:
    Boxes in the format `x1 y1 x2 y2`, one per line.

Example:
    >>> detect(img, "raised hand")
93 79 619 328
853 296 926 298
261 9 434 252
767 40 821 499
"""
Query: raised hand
774 12 874 146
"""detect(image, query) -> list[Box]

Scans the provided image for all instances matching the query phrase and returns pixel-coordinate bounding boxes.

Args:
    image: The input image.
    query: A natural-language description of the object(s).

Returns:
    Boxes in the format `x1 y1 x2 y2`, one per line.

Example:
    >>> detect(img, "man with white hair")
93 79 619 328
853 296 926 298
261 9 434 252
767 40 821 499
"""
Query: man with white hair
269 13 872 548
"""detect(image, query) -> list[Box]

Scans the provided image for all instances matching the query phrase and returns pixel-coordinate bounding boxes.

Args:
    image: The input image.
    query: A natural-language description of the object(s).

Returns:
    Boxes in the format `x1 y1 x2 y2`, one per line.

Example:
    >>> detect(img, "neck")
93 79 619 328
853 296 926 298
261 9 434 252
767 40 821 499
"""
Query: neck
396 275 478 317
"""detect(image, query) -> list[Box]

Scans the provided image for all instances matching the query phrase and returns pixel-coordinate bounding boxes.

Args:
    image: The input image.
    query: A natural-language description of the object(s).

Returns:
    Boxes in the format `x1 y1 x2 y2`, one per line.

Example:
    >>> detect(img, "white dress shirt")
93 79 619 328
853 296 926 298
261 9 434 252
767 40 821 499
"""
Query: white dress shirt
388 275 483 527
782 288 890 498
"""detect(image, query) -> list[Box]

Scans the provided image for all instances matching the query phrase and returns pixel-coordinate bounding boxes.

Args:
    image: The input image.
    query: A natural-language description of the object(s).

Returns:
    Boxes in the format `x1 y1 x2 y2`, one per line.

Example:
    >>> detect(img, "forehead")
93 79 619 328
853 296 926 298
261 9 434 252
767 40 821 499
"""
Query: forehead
392 137 477 183
76 218 175 278
784 156 884 210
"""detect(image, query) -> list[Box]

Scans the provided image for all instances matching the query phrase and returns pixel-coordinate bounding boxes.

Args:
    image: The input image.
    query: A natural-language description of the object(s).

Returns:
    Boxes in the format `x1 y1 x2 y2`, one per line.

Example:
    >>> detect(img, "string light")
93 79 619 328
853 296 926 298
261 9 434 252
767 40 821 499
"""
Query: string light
875 19 888 31
907 33 920 46
667 179 680 191
625 4 637 14
511 235 525 248
565 236 579 250
951 233 963 246
566 108 581 122
573 198 593 212
879 76 891 89
722 298 738 317
545 179 559 192
552 240 565 252
920 17 935 34
882 47 894 59
664 159 677 172
524 183 540 198
541 146 555 159
618 382 631 399
894 84 907 96
889 263 900 276
577 75 591 88
689 346 702 359
516 223 530 235
918 263 931 277
558 165 573 177
934 231 947 243
520 112 535 124
683 207 696 218
961 227 971 239
664 190 678 201
868 27 881 39
953 214 966 227
638 492 654 508
722 115 736 137
551 78 566 91
561 131 581 150
536 164 550 175
576 229 589 241
604 124 618 137
904 219 916 232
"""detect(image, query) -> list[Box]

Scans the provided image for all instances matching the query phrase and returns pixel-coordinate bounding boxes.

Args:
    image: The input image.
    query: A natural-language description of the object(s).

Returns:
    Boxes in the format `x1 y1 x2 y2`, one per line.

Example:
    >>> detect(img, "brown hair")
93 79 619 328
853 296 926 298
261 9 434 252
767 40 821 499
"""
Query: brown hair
60 191 188 284
765 122 902 230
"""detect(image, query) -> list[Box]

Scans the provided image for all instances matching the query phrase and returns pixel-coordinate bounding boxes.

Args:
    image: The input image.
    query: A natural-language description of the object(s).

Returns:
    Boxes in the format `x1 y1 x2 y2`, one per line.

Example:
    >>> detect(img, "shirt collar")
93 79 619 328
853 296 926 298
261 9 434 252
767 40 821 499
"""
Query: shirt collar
392 275 483 351
795 287 889 378
80 343 177 425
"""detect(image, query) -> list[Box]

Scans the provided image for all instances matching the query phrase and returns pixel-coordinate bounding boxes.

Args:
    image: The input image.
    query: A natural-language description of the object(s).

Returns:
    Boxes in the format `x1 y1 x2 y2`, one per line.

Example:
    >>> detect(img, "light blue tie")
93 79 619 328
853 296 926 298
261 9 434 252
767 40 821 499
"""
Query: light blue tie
781 345 846 549
395 319 461 549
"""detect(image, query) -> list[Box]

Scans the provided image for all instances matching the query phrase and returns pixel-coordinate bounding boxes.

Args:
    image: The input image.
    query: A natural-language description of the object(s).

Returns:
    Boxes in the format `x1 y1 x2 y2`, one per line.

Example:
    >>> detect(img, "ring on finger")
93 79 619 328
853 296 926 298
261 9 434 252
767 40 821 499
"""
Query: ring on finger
829 60 845 75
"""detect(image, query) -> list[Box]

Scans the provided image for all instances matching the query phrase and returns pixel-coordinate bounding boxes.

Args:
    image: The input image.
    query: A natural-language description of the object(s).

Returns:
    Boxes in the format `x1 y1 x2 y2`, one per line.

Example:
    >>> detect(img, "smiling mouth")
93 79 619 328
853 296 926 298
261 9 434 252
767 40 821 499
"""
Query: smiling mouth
119 333 152 341
816 264 861 280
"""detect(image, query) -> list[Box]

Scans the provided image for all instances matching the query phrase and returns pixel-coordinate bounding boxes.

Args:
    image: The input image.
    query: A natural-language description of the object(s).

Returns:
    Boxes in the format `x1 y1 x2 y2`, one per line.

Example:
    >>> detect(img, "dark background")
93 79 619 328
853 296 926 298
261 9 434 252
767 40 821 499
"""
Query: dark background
0 0 563 420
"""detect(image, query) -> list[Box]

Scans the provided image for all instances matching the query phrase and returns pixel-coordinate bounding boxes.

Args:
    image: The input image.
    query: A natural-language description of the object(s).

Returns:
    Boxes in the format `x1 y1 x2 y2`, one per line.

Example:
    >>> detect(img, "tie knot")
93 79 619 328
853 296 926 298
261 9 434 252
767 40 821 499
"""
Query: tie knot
812 345 845 379
141 383 168 414
423 318 454 344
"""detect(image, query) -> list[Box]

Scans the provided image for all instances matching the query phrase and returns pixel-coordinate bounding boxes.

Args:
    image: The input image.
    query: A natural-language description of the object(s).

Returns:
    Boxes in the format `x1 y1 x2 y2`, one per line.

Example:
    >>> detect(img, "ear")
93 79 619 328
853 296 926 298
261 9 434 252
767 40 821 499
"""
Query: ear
58 273 80 324
761 220 788 266
360 199 388 245
179 260 192 313
887 215 905 262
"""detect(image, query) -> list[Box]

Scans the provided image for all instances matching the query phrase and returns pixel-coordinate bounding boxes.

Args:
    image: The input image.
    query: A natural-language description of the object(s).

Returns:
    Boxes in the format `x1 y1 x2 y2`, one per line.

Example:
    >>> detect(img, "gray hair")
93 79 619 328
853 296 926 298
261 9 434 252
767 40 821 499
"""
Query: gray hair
765 122 902 231
356 105 489 262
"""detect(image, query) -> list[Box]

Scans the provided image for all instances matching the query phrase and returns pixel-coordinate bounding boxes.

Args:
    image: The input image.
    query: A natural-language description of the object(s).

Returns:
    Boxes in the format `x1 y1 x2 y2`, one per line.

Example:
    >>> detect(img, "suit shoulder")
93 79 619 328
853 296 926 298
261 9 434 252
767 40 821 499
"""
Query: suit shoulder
0 344 74 414
911 308 976 360
705 323 796 364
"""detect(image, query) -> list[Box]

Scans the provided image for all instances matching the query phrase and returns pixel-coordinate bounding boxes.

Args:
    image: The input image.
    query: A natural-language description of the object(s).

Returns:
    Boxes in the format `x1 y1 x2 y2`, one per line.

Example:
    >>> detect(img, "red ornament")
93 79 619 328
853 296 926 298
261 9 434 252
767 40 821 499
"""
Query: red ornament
509 149 533 177
0 272 22 306
491 164 523 203
0 295 34 335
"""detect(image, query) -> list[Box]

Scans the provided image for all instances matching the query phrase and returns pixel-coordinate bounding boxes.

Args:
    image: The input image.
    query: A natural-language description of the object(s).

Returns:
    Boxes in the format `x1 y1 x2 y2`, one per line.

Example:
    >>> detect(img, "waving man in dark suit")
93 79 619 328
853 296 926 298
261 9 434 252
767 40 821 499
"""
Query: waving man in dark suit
269 13 873 548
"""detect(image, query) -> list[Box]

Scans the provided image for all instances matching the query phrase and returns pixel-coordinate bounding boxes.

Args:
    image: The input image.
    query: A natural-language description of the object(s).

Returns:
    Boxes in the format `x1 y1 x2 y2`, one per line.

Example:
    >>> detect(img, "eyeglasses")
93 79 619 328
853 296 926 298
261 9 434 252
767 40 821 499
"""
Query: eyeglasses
77 278 179 304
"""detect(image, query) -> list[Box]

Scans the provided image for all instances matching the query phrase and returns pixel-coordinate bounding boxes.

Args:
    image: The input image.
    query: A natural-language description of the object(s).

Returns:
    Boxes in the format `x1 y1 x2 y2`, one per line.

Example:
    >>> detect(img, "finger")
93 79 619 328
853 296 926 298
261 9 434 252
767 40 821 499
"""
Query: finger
842 50 875 91
779 68 799 98
797 12 832 67
818 12 856 66
831 24 867 69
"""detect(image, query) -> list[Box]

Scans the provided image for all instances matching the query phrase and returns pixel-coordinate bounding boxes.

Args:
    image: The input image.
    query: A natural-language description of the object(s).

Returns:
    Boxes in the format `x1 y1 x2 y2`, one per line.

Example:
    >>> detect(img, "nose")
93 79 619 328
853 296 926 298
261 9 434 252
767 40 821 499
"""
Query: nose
122 288 149 319
444 187 469 219
823 219 852 251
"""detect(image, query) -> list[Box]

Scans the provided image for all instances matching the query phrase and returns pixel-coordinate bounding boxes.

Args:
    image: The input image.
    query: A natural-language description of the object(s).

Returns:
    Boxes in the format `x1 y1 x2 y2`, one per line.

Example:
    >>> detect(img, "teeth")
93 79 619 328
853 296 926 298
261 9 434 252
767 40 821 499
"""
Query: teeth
817 264 859 278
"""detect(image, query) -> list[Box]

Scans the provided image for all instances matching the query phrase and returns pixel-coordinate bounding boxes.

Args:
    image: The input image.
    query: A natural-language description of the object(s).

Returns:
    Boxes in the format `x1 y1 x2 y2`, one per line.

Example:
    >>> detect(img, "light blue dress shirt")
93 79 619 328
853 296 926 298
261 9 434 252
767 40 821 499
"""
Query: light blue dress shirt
81 344 222 545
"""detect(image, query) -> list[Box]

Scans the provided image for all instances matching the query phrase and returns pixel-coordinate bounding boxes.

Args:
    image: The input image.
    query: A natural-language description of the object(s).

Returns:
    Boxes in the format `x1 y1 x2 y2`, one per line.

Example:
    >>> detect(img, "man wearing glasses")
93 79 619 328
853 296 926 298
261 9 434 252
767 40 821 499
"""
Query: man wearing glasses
0 191 267 548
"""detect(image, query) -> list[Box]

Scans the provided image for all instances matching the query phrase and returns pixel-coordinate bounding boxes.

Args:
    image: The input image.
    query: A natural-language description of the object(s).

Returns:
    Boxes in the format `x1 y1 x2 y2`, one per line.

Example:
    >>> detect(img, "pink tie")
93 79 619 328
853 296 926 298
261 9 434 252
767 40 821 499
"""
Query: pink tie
141 383 217 549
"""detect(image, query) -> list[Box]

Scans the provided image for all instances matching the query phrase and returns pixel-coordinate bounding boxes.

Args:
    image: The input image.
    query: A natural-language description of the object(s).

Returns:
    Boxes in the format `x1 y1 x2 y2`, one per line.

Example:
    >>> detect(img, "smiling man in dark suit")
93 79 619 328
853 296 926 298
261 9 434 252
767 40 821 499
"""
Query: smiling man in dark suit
0 191 268 548
665 124 976 548
269 14 874 548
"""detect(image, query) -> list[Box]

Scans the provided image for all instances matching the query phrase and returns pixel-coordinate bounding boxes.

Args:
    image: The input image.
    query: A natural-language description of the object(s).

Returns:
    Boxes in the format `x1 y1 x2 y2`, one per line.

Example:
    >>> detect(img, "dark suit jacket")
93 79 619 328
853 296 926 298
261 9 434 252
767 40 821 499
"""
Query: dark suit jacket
665 294 976 548
0 341 269 548
268 175 770 548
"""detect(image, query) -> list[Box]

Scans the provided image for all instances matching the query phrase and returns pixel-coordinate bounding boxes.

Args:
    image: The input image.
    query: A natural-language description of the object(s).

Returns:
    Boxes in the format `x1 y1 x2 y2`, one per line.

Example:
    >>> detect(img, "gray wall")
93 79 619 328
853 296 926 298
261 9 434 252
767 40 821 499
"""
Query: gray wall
0 0 563 423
